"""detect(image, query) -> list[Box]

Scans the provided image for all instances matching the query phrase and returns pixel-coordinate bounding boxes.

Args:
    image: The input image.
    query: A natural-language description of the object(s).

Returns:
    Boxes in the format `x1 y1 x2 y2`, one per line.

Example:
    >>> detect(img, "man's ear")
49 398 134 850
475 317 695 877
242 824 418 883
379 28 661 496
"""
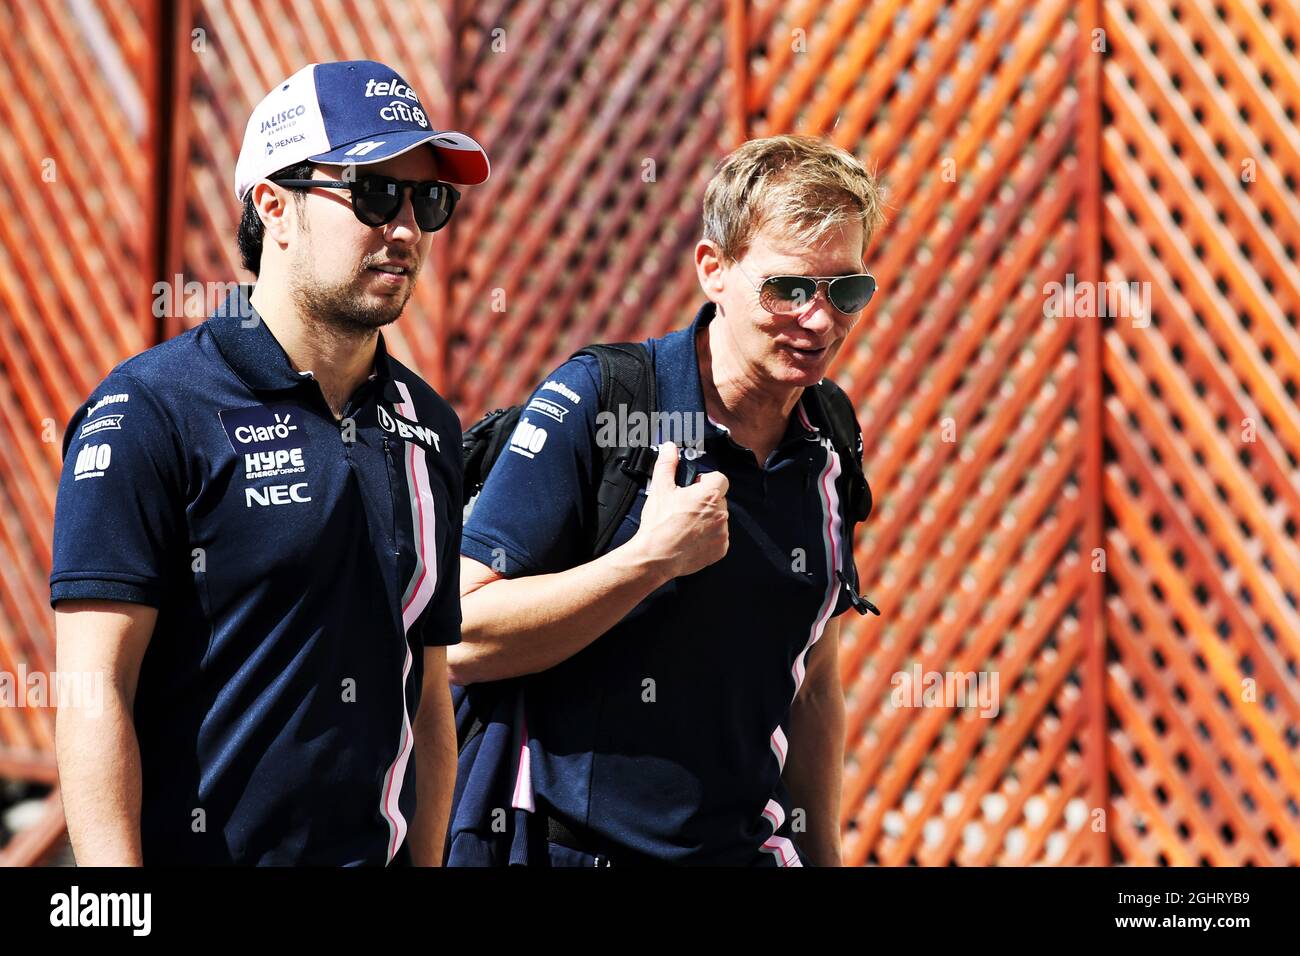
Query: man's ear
251 181 296 247
694 238 726 304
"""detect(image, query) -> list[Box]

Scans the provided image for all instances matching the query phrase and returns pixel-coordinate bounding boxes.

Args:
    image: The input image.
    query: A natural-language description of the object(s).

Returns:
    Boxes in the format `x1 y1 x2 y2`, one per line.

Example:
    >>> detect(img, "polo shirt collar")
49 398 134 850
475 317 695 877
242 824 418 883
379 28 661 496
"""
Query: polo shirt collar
207 285 396 395
653 301 821 440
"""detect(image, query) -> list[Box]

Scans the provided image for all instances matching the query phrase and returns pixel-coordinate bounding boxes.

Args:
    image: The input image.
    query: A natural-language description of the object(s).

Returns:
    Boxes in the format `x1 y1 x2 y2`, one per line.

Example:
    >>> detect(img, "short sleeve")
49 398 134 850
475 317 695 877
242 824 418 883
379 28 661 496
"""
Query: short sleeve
421 413 464 647
460 355 601 577
50 371 188 608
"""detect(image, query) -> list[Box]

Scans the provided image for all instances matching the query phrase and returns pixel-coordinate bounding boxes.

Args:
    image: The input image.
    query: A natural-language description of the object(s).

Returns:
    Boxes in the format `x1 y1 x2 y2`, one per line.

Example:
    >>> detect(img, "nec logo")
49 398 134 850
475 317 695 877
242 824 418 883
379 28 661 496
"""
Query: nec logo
244 483 311 507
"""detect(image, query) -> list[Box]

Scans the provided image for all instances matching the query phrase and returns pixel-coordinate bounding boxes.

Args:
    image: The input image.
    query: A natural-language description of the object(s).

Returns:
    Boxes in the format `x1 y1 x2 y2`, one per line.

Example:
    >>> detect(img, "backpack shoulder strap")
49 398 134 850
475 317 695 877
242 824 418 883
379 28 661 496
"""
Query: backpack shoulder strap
809 378 871 523
809 379 881 617
571 342 656 557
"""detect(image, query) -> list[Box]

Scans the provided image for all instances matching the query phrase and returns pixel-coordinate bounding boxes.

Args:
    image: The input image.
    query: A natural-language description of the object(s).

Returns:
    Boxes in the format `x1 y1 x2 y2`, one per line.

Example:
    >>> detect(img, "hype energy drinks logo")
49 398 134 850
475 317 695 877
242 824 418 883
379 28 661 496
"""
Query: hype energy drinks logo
219 403 312 453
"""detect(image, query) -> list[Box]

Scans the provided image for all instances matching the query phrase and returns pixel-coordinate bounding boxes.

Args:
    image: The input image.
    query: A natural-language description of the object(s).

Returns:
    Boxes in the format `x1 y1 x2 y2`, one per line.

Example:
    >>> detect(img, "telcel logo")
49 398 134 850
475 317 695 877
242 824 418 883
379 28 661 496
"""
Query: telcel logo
365 79 418 100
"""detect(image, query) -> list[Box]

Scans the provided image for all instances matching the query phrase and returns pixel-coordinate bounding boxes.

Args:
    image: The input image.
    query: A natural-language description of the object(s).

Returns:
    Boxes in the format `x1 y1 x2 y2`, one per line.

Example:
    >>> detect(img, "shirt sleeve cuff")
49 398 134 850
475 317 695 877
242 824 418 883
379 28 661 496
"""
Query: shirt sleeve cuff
460 531 537 577
50 577 163 609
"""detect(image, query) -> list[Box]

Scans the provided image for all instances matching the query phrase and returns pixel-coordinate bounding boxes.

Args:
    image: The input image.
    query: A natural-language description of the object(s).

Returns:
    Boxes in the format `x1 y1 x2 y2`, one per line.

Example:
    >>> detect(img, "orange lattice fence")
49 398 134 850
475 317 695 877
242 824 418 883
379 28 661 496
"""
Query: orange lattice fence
0 0 1295 866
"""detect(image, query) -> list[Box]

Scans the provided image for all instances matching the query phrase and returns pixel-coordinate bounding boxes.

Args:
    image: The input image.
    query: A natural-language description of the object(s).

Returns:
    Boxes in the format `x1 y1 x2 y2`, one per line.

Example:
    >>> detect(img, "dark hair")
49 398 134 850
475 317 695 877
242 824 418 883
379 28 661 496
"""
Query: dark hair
236 161 315 275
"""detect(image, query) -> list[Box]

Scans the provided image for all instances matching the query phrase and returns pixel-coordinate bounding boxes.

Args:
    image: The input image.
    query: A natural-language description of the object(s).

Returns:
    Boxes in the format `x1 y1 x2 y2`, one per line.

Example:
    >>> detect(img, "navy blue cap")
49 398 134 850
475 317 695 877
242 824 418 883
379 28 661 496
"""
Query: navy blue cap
235 60 490 201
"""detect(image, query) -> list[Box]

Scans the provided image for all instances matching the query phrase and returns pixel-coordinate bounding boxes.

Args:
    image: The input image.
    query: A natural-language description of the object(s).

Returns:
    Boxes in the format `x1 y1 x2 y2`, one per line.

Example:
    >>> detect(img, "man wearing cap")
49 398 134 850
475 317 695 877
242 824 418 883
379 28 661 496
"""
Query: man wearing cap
51 60 489 866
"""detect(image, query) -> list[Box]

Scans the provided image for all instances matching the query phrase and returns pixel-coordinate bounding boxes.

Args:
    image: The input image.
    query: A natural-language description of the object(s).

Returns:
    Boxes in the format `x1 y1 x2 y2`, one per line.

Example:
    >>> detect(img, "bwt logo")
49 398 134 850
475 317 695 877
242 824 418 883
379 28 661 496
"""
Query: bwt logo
377 406 441 451
245 483 312 507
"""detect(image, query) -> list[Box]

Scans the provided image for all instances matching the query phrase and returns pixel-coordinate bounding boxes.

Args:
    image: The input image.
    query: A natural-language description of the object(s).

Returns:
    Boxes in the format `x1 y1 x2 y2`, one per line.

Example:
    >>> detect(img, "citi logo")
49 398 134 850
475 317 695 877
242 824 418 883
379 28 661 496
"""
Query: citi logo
259 104 305 133
377 406 441 451
74 443 112 480
379 100 428 128
509 417 548 459
245 482 311 507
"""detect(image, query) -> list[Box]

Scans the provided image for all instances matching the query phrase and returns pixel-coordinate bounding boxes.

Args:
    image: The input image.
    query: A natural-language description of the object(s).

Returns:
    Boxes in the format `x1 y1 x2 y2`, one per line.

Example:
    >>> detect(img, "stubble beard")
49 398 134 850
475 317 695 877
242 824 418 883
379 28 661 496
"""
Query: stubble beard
290 244 419 335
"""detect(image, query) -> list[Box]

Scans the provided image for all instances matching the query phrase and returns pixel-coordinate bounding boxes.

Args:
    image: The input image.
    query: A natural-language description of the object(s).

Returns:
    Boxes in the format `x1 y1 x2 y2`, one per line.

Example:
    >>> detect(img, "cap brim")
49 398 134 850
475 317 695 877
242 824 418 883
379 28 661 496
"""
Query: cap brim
308 129 490 185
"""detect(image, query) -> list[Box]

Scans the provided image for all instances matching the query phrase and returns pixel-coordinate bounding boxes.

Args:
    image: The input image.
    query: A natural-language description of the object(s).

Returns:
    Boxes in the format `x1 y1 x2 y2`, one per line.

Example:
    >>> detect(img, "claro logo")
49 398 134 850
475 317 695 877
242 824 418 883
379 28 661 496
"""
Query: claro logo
220 404 313 456
234 412 297 445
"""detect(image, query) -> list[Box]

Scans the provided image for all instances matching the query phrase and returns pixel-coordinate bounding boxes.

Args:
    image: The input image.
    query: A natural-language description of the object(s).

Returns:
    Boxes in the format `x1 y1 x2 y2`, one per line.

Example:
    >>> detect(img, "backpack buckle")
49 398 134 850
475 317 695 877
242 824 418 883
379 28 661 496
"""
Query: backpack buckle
618 445 657 481
837 569 880 616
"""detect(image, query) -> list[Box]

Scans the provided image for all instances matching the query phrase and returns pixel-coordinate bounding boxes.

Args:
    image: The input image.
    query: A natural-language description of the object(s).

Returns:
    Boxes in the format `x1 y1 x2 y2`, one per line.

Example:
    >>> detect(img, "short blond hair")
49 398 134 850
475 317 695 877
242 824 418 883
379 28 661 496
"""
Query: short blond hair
702 134 885 262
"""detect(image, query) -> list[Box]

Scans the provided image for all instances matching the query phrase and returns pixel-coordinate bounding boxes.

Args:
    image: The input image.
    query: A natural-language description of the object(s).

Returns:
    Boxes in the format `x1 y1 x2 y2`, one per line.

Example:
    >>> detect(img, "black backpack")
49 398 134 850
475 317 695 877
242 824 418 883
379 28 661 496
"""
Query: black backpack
454 342 880 752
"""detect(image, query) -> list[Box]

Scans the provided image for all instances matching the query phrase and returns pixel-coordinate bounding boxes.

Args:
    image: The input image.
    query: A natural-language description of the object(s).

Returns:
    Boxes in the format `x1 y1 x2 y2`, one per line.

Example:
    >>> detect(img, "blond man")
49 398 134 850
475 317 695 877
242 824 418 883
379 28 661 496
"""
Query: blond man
447 135 885 866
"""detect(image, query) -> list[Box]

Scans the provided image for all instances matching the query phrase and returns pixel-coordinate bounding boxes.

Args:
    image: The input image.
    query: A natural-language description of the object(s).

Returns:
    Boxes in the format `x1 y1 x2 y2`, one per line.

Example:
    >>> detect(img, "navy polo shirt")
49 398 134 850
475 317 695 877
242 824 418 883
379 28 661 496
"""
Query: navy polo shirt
461 302 862 866
50 286 463 866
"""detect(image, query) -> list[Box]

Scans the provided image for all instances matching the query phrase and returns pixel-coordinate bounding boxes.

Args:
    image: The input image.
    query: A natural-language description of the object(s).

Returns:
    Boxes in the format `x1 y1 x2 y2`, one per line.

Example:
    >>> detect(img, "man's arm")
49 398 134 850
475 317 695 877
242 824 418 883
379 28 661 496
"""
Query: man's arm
54 600 156 866
448 442 729 685
782 617 846 867
408 646 456 865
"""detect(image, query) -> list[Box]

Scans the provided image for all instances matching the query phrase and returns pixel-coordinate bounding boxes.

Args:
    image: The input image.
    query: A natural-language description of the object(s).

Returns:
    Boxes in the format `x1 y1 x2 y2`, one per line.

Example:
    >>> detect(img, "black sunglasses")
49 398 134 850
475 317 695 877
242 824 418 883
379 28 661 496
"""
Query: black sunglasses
735 262 878 315
272 175 460 233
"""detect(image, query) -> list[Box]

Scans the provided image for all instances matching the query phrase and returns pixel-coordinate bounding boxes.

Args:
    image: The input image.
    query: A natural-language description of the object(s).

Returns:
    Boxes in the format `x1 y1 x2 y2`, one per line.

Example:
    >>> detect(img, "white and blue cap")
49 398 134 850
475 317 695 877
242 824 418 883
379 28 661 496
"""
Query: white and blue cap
234 60 490 202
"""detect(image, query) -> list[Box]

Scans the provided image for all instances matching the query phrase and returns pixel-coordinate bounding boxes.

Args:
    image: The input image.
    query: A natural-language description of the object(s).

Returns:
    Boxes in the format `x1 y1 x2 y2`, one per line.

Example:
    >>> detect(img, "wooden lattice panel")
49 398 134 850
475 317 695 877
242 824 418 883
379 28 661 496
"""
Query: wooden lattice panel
444 0 732 420
742 0 1109 865
1100 0 1300 864
0 0 157 781
2 0 1297 869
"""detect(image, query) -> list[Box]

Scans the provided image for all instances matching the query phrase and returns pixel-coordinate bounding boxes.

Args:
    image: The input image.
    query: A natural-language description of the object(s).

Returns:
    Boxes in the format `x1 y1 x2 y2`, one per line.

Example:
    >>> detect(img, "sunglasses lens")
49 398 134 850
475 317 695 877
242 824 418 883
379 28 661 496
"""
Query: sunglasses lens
828 274 877 313
413 185 455 232
352 177 402 226
759 276 818 314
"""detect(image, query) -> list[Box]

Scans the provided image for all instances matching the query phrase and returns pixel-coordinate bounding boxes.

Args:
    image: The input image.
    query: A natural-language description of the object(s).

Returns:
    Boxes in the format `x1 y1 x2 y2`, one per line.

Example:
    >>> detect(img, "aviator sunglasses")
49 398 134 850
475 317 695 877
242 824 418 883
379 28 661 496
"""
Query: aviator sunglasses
272 174 460 233
734 261 878 316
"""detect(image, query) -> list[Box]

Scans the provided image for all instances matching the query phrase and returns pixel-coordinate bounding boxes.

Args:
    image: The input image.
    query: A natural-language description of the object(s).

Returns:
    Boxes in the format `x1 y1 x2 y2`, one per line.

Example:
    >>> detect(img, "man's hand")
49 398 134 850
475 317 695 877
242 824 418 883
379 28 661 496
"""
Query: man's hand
631 441 729 579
